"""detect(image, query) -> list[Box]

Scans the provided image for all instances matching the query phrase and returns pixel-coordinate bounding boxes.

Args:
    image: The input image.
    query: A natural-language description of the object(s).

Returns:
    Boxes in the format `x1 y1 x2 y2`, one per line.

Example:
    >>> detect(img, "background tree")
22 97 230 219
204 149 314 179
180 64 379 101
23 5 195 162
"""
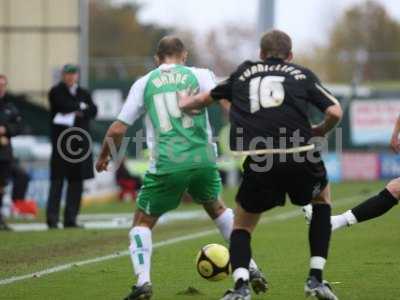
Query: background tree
197 25 257 76
89 0 168 80
321 1 400 83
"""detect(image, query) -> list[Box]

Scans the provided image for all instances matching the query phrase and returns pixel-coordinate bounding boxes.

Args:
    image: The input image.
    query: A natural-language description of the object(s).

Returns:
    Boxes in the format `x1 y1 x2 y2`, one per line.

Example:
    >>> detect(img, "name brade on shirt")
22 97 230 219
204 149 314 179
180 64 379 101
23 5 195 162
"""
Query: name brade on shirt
152 73 189 88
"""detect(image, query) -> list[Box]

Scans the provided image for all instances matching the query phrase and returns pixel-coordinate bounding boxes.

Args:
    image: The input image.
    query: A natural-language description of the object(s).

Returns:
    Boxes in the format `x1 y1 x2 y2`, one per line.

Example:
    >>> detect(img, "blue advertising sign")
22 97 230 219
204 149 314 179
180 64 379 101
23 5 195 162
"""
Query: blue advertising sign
322 153 342 183
380 153 400 179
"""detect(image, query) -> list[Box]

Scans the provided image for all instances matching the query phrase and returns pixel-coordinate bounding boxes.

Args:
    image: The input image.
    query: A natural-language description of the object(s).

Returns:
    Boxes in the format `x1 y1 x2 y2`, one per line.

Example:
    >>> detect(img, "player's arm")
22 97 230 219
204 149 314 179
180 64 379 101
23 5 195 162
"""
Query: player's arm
96 77 146 172
307 72 343 137
179 76 233 113
390 115 400 153
96 121 128 172
219 99 231 114
312 105 343 137
179 91 214 111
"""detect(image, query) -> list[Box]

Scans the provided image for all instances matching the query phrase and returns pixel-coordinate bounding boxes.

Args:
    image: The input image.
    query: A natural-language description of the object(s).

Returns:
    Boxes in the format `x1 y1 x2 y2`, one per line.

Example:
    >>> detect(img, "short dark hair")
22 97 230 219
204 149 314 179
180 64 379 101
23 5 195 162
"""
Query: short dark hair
156 36 186 61
260 30 292 60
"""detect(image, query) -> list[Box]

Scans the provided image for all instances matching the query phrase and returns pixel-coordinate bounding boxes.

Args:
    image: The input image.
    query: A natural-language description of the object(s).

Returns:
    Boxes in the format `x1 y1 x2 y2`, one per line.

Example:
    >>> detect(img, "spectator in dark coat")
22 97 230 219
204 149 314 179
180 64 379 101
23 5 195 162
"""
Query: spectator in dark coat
0 74 22 230
46 64 97 229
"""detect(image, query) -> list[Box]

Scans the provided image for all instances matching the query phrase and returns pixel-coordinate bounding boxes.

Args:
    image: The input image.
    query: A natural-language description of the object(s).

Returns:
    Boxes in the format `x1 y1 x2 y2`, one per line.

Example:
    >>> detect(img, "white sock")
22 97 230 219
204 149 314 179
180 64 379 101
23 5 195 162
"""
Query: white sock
343 210 358 225
214 208 234 243
331 215 347 231
214 208 259 270
129 226 152 286
249 258 258 270
331 210 358 231
233 267 249 282
310 256 326 270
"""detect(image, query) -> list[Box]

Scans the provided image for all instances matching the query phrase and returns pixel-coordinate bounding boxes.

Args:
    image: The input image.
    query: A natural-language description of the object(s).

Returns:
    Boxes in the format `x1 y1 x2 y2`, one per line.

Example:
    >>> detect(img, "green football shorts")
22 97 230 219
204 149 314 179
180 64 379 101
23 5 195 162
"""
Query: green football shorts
136 167 222 216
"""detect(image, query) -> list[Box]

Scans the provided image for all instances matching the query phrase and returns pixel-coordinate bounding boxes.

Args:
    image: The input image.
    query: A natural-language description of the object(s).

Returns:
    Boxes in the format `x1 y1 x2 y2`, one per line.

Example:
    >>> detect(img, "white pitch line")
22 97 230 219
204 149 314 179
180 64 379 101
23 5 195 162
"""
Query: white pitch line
9 210 209 232
0 193 370 286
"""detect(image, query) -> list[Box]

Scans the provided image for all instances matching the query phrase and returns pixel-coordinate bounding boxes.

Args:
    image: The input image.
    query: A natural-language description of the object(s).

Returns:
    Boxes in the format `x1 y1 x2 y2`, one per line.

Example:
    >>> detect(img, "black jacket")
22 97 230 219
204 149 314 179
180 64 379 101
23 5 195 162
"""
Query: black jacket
49 82 97 180
0 94 22 161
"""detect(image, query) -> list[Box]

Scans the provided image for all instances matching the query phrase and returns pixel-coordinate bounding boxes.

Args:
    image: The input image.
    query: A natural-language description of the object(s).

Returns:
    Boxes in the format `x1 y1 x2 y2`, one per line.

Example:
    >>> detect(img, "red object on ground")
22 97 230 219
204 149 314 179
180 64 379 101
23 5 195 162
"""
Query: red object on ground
12 200 39 218
117 179 138 202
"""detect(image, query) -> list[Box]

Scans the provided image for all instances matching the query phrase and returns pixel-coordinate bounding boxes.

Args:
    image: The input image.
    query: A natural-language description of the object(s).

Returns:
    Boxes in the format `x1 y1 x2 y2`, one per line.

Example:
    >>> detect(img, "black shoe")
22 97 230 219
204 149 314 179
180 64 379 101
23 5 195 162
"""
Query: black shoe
63 223 83 229
220 280 251 300
123 283 153 300
305 276 338 300
249 267 268 294
47 223 59 229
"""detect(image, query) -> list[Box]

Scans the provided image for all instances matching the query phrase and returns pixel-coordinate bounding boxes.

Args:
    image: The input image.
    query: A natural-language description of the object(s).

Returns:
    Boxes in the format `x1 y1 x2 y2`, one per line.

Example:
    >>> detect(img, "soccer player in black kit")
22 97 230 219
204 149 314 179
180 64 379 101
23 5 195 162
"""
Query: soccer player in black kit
179 30 342 300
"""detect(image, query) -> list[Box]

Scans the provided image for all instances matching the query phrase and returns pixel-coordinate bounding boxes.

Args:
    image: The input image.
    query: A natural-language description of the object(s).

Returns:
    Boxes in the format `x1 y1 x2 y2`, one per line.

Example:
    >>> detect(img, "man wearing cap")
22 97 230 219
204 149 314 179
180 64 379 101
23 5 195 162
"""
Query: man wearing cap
46 64 97 229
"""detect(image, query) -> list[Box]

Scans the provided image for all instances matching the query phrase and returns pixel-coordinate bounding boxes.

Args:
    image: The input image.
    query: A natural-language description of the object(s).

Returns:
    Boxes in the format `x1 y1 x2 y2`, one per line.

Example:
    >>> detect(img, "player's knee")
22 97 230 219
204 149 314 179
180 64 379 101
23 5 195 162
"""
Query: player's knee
133 210 158 229
311 198 331 205
386 178 400 200
233 205 260 233
311 185 331 205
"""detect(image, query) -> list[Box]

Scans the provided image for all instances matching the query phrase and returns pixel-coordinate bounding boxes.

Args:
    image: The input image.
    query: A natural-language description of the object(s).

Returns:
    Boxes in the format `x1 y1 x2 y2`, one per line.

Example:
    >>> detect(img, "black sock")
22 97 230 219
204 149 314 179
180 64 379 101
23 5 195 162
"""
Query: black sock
230 229 251 281
352 189 398 223
309 204 331 282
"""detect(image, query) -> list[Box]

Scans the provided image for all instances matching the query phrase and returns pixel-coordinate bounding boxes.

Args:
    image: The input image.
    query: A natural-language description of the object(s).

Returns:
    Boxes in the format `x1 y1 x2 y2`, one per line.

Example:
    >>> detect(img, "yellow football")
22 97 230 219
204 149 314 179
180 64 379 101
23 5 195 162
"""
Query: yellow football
196 243 230 281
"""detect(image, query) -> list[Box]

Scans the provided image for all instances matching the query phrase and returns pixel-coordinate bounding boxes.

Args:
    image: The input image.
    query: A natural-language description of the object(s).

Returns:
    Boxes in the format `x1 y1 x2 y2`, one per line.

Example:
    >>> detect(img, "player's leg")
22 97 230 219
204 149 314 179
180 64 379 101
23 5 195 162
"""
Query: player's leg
308 185 332 283
290 153 338 299
202 197 233 240
220 205 262 300
230 204 261 282
186 167 233 243
303 178 400 231
188 166 266 293
220 156 281 300
126 209 158 300
304 185 338 300
202 199 266 294
125 172 187 300
330 178 399 231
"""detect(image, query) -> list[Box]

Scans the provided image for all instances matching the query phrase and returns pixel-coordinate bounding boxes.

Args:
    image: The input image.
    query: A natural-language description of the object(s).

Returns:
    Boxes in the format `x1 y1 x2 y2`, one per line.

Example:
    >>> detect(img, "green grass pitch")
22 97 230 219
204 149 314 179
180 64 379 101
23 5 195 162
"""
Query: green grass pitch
1 181 400 299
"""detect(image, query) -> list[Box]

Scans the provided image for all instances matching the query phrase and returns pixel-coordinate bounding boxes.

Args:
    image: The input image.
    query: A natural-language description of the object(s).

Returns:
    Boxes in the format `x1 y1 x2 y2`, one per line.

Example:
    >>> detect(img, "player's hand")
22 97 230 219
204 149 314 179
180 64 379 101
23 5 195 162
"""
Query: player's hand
0 126 6 136
390 135 400 153
178 93 192 111
179 96 202 115
96 156 110 172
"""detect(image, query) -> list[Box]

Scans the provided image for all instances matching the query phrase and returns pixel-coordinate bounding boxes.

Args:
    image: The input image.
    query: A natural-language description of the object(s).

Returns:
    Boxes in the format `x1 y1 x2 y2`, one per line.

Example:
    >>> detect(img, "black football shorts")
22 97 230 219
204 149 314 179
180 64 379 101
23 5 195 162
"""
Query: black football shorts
236 151 328 213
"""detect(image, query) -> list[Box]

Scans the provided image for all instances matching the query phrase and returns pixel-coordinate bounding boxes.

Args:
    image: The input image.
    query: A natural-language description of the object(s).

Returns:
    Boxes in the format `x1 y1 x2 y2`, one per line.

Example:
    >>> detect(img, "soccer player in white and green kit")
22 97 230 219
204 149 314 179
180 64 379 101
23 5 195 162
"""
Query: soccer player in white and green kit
96 36 266 300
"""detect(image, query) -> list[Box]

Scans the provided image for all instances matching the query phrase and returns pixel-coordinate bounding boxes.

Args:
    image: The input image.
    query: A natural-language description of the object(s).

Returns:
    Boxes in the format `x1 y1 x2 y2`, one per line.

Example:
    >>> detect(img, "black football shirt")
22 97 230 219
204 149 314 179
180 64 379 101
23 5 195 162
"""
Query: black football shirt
211 58 339 152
